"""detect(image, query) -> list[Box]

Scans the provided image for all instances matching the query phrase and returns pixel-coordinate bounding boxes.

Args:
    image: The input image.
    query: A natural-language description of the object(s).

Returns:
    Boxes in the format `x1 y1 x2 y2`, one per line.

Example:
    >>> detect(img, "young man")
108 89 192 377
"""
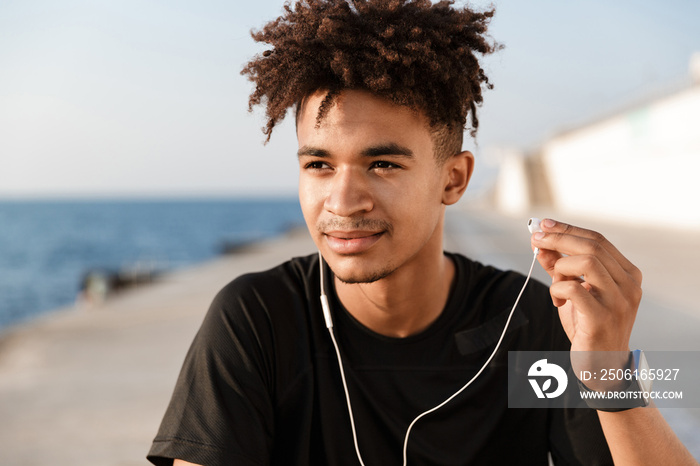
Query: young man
148 1 696 464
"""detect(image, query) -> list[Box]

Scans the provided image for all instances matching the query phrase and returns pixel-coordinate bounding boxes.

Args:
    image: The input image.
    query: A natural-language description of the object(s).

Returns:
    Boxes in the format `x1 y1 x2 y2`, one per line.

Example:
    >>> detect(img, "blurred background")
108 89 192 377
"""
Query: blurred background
2 0 699 199
1 0 699 464
2 0 699 327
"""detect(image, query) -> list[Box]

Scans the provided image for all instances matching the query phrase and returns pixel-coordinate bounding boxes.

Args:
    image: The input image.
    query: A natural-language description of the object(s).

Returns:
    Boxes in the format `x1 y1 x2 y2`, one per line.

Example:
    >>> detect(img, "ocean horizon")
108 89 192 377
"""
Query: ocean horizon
0 197 305 331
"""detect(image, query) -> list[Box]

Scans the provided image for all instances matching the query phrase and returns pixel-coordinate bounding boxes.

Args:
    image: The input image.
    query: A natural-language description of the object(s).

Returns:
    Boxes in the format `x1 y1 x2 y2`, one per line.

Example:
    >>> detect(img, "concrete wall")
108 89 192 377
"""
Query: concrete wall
541 84 700 229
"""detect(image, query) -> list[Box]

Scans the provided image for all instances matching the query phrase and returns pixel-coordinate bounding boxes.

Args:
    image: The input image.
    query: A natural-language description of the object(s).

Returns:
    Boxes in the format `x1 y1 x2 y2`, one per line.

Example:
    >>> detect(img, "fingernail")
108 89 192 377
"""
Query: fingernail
533 232 545 240
543 219 556 228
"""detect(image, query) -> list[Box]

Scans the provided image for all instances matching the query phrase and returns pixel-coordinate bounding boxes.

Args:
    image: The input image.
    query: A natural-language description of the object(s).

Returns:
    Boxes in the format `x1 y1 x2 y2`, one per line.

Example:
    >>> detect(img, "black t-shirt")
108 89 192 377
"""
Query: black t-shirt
148 253 613 465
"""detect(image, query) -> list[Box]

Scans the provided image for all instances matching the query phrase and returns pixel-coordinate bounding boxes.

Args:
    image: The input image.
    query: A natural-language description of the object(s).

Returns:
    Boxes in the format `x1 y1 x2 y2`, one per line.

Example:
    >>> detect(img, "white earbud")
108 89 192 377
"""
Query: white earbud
527 217 542 234
528 218 542 255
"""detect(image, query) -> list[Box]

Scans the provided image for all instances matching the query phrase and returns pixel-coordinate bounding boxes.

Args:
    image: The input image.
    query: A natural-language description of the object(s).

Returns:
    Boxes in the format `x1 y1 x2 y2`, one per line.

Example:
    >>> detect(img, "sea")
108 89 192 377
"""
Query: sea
0 198 305 331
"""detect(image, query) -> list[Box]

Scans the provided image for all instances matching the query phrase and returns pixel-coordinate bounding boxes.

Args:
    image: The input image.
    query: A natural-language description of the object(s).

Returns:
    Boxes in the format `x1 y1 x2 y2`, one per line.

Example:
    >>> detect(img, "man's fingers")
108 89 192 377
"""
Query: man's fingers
534 247 560 279
531 219 642 287
549 279 602 317
552 255 614 291
543 219 642 285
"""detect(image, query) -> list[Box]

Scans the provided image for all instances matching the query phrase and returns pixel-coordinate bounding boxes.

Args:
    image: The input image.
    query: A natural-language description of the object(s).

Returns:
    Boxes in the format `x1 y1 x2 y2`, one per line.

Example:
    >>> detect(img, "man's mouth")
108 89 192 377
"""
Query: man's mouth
323 230 384 254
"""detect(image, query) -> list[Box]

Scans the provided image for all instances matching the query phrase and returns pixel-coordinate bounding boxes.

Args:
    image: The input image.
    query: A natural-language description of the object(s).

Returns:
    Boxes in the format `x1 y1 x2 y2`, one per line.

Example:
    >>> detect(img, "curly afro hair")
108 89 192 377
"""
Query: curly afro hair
241 0 500 159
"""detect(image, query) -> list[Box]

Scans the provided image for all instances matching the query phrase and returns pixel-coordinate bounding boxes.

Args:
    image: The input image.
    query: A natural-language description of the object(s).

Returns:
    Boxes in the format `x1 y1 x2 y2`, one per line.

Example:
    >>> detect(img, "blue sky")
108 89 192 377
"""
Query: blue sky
1 0 698 197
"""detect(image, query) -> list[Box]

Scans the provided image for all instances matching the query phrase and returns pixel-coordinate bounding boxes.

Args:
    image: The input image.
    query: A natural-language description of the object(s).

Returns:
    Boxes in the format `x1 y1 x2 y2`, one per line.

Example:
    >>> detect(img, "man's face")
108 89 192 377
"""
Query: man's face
297 89 464 284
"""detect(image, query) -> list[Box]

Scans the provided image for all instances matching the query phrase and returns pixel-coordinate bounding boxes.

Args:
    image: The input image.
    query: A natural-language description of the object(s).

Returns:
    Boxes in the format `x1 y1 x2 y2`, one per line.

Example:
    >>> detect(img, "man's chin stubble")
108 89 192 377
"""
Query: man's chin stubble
332 265 396 284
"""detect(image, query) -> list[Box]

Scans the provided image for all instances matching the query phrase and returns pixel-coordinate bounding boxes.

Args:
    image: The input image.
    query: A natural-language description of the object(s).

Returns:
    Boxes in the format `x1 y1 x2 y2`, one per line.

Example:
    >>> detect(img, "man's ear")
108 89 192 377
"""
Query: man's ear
442 150 474 205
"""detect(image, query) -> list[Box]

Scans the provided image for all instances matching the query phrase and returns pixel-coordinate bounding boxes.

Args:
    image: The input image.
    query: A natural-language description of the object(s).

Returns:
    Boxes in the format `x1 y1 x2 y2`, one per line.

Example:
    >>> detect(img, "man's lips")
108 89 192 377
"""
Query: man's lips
323 230 384 254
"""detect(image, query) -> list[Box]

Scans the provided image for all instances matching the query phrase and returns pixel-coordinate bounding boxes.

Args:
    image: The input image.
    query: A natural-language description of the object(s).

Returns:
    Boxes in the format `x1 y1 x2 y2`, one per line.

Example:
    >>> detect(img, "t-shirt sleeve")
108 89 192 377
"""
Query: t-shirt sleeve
147 275 277 466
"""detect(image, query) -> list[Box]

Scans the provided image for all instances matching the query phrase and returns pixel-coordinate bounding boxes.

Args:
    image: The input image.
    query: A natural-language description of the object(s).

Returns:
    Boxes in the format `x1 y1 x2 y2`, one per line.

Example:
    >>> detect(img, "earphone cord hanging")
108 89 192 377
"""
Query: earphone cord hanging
319 250 540 466
319 252 368 466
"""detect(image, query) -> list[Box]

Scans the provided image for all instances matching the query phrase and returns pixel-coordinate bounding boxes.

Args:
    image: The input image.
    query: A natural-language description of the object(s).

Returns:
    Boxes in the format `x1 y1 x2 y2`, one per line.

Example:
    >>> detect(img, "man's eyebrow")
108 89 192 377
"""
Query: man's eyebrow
297 146 329 158
361 143 414 158
297 143 414 159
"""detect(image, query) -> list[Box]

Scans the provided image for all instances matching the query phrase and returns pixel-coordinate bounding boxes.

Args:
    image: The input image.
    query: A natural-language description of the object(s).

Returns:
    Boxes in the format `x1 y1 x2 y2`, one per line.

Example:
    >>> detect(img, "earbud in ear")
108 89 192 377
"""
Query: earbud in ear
528 218 542 234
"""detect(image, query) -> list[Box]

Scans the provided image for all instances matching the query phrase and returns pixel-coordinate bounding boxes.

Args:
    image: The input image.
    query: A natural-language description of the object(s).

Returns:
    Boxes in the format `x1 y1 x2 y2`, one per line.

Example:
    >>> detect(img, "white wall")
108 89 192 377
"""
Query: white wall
491 147 531 216
542 85 700 229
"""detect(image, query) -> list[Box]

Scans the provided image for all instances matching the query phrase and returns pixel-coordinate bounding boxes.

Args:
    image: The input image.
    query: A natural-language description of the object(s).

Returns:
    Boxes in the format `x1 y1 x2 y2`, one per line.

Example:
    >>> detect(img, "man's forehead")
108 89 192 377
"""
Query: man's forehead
297 90 432 142
297 89 430 128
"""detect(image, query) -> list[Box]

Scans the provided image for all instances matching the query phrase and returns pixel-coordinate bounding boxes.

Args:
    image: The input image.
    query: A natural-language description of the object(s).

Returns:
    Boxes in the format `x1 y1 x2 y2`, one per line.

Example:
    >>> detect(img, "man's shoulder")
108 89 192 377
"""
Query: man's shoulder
190 253 322 372
214 253 318 303
203 253 320 338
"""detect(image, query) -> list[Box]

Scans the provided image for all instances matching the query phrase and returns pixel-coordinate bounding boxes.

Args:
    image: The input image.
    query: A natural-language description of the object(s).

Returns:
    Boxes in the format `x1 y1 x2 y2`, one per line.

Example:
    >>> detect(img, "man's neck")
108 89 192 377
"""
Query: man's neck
334 242 455 338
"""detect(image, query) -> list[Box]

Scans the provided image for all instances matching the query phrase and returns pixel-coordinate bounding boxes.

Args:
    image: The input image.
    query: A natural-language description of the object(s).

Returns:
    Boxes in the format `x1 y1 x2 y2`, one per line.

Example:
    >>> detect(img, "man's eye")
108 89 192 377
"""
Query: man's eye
305 161 329 170
371 161 399 170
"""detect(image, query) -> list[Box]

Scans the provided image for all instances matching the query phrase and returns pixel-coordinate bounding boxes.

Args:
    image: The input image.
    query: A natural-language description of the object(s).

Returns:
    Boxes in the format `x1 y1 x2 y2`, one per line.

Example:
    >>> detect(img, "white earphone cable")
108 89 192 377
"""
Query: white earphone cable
319 252 367 466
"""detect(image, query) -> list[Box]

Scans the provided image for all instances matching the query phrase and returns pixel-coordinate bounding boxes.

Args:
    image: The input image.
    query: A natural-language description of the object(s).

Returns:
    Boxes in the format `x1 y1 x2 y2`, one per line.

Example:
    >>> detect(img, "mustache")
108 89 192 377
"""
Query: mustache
317 218 392 234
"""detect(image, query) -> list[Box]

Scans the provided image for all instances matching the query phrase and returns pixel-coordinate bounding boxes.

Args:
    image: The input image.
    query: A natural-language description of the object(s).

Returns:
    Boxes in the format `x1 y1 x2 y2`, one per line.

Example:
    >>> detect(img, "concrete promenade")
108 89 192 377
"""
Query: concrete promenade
1 207 698 465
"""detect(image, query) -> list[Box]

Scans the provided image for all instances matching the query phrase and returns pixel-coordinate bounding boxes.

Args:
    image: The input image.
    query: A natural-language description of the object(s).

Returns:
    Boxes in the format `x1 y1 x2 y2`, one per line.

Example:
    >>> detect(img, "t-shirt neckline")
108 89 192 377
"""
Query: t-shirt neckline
326 252 468 345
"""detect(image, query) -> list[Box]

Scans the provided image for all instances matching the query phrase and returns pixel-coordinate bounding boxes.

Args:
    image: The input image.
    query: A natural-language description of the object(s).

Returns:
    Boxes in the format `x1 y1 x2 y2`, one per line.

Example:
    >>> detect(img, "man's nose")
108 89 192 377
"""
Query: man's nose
323 167 373 217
